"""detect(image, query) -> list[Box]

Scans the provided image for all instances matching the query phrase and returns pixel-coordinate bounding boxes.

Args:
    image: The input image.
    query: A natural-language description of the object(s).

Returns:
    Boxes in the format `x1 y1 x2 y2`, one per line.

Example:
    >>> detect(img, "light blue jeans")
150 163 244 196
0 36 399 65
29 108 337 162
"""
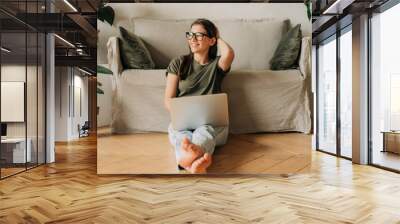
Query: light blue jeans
168 123 229 163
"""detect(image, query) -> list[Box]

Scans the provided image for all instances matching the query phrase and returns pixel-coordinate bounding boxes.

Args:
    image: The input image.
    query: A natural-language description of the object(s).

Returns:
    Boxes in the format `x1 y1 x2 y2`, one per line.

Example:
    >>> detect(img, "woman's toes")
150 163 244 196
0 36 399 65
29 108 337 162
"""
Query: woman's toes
181 138 191 152
190 155 211 174
203 153 211 161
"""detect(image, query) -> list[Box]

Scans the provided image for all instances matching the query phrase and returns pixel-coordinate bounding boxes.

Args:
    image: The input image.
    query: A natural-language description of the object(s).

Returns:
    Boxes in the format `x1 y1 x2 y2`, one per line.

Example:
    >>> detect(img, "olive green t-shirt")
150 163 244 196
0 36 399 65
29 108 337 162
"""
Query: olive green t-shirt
166 55 230 97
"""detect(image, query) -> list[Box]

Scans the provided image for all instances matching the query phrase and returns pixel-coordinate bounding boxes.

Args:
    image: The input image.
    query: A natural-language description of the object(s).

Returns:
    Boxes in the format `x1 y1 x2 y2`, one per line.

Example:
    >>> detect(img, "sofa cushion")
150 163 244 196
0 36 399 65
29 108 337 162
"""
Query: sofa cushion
131 18 284 70
269 23 302 70
119 26 155 70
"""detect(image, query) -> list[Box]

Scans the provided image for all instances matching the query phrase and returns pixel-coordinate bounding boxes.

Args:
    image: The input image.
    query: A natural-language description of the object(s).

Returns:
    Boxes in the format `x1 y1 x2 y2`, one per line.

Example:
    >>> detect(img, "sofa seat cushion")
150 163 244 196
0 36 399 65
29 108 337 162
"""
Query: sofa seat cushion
120 68 302 87
221 69 310 134
223 69 303 88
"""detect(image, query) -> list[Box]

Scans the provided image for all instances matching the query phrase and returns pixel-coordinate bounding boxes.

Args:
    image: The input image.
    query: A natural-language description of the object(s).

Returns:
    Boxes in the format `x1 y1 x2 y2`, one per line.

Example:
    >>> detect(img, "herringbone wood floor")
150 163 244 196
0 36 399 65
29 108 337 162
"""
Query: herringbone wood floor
97 131 311 174
1 135 400 223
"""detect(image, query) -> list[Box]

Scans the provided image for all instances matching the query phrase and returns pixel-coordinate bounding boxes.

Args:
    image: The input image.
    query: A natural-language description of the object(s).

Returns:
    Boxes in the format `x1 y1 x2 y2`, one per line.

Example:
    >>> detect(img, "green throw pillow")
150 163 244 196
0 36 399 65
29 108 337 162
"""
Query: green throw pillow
282 19 291 36
118 26 155 69
270 23 302 70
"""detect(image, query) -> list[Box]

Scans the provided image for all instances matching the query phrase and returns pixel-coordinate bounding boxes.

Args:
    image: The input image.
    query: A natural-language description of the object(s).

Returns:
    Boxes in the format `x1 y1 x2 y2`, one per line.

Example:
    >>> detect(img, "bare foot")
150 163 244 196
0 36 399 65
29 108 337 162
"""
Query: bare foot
177 137 204 168
190 153 212 174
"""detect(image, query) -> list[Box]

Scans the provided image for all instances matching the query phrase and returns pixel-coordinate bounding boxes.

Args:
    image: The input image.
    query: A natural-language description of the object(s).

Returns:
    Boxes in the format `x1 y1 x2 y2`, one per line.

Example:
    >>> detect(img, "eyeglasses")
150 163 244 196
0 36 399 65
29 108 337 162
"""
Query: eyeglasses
185 32 209 41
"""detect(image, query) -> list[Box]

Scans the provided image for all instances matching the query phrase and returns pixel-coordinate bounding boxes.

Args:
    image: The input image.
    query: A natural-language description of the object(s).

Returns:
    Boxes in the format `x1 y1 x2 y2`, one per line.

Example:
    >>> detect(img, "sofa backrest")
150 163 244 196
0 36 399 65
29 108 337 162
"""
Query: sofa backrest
131 18 284 70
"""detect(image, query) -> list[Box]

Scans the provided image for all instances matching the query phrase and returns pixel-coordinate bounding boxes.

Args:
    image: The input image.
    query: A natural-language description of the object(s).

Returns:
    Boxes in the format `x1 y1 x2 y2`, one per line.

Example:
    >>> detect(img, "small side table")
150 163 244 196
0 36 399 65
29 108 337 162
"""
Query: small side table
381 131 400 154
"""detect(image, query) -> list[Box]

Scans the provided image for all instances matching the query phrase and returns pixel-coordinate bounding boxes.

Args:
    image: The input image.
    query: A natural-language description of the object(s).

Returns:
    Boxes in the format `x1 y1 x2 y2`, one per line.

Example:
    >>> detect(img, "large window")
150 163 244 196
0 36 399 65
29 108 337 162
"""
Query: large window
316 26 353 159
370 2 400 171
317 36 337 154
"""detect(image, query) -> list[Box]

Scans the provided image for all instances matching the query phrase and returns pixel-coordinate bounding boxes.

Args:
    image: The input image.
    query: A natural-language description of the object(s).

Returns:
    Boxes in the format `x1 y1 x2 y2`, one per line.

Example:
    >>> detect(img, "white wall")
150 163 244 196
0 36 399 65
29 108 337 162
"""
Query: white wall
1 65 37 137
98 3 312 64
54 67 89 141
1 64 47 163
55 66 68 141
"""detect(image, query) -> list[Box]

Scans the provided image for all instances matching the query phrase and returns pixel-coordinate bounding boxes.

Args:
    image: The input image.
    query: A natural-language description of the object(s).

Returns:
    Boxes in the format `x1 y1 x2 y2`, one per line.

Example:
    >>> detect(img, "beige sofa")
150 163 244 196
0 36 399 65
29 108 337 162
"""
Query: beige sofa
107 18 312 134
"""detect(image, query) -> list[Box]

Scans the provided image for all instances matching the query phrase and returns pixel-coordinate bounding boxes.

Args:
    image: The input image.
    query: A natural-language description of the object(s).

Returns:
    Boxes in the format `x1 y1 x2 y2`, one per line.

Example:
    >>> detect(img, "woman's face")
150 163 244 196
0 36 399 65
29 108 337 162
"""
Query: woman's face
188 24 216 54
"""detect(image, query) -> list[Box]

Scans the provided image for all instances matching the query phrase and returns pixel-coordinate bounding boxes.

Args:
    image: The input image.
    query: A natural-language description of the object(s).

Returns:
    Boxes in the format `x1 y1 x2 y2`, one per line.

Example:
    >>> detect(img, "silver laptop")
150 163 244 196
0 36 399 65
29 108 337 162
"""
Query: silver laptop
170 93 229 131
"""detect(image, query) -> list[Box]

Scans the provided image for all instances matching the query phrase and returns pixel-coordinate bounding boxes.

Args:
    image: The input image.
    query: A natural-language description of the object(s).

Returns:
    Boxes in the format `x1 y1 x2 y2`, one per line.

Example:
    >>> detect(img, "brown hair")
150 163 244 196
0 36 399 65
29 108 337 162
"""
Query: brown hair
179 18 218 80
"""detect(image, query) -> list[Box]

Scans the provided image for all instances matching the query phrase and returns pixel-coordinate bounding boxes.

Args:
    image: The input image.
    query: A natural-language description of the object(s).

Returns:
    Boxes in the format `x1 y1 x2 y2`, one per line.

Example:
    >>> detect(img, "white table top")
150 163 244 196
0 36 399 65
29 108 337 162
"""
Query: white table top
1 138 29 143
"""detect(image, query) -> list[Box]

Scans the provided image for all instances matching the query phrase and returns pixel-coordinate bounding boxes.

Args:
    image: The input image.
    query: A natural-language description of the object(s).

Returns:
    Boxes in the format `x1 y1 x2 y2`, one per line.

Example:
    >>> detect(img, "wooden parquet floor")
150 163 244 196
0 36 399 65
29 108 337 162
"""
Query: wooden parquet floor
97 132 311 174
1 135 400 223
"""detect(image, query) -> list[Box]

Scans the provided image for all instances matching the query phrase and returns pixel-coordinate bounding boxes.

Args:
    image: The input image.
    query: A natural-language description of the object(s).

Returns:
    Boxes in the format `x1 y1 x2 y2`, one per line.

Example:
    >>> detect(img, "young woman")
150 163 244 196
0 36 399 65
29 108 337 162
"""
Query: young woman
164 18 234 174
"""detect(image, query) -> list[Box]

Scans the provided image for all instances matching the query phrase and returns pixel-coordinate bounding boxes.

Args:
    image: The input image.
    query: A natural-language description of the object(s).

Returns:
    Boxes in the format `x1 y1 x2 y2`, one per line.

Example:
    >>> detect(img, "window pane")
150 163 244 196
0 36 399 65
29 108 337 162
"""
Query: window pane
318 37 337 154
340 29 352 158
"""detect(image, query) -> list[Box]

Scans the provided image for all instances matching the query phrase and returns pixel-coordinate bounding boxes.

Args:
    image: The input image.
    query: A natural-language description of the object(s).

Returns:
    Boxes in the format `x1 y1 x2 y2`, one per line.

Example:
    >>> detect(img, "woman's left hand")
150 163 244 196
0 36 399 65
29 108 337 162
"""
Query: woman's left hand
216 35 235 73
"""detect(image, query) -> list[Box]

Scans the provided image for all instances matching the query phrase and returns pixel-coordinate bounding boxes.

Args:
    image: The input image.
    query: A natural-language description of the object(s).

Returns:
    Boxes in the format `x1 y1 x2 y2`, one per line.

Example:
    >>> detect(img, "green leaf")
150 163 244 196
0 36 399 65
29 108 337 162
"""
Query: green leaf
304 0 312 21
97 65 113 75
97 81 103 86
98 6 115 26
97 87 104 94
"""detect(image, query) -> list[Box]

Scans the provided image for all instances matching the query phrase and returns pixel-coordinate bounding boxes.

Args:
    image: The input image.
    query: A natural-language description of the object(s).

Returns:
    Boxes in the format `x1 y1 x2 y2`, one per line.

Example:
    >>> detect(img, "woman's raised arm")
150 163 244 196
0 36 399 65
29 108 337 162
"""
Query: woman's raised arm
217 37 235 72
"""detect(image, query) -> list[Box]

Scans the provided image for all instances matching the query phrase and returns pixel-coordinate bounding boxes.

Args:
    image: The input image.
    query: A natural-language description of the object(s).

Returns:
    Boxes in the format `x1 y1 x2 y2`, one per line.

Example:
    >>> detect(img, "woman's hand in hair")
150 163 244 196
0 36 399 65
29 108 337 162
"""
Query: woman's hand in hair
217 37 234 73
